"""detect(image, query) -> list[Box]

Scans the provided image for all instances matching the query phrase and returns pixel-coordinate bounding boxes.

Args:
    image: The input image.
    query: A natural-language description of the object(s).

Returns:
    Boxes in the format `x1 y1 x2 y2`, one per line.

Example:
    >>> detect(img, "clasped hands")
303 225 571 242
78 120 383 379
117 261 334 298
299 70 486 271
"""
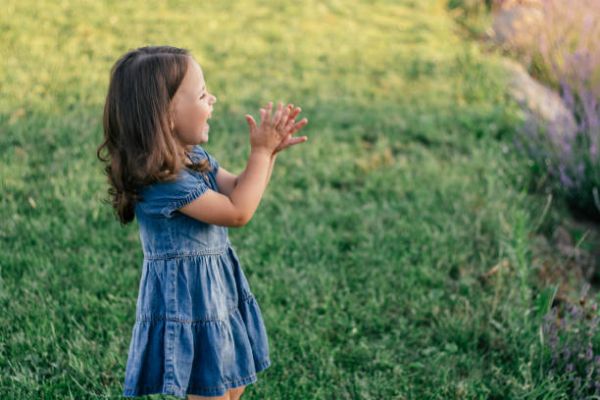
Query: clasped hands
245 101 309 156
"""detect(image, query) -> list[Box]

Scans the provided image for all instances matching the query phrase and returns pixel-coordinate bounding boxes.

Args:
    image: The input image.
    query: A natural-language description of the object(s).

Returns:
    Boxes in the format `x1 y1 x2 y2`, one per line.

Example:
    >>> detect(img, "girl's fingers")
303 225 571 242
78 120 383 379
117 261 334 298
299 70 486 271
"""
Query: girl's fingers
245 114 257 133
260 102 305 135
279 103 292 130
282 106 302 133
285 116 296 133
290 117 308 134
274 101 283 126
276 136 308 152
286 136 308 146
259 108 265 124
273 101 283 125
288 107 301 121
265 101 273 124
274 102 288 131
284 107 300 124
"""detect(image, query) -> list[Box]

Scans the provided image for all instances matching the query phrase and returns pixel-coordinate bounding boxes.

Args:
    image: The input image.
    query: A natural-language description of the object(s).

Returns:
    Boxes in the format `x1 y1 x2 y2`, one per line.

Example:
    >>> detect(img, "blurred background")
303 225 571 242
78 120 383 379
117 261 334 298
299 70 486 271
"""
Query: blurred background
1 0 599 398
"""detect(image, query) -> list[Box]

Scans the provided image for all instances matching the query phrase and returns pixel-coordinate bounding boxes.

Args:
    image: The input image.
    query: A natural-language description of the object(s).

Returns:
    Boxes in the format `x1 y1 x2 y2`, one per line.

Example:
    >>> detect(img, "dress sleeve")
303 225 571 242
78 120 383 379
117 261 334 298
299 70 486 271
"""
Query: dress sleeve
139 168 210 218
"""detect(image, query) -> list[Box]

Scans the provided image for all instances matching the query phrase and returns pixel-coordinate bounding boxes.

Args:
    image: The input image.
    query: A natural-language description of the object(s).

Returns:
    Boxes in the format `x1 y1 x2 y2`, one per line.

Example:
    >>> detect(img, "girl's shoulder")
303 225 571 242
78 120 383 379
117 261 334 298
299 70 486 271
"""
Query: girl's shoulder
135 145 219 219
137 167 207 219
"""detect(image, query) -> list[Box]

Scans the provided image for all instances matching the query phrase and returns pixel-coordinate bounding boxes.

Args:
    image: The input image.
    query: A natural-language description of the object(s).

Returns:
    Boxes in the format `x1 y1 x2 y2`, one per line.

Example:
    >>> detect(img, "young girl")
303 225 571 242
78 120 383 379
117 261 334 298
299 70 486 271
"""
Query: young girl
97 45 309 399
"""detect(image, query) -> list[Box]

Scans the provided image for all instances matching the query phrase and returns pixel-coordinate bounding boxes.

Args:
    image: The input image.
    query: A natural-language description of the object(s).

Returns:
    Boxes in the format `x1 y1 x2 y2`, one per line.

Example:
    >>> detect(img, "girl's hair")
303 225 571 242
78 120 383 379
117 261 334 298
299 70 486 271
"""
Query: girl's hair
97 45 211 225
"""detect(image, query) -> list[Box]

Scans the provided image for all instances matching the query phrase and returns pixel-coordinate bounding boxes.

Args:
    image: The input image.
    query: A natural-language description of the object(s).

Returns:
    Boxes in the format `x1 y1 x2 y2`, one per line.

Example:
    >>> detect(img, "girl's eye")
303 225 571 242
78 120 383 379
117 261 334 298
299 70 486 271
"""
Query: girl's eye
199 94 206 100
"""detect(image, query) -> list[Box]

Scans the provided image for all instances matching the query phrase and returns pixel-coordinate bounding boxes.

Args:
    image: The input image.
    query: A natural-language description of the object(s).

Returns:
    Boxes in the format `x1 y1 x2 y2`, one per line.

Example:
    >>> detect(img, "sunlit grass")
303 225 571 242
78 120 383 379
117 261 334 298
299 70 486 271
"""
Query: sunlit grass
0 0 582 398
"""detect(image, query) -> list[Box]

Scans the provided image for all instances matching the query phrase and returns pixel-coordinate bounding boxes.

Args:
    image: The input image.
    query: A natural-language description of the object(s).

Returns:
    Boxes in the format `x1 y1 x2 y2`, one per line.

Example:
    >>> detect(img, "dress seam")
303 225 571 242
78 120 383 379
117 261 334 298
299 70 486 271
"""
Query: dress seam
135 293 257 323
143 244 230 259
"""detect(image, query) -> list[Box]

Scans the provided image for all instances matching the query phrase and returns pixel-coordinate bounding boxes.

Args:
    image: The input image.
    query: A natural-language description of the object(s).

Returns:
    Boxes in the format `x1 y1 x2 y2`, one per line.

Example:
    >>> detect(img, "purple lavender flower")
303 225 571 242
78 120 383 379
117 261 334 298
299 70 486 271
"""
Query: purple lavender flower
549 333 559 348
540 294 599 397
502 1 600 389
586 363 594 377
507 0 600 219
560 79 576 111
559 164 575 188
570 304 582 319
564 348 573 360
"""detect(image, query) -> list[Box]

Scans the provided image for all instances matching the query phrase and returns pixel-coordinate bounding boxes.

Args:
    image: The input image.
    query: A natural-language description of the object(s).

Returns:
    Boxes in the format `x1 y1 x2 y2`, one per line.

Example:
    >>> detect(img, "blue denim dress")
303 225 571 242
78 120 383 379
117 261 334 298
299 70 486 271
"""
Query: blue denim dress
122 145 271 398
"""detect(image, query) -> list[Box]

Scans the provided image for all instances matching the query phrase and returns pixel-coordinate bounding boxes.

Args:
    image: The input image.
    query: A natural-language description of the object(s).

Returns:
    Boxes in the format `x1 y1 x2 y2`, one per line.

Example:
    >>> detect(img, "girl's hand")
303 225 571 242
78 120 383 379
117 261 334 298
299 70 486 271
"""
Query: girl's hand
273 103 309 154
245 101 294 155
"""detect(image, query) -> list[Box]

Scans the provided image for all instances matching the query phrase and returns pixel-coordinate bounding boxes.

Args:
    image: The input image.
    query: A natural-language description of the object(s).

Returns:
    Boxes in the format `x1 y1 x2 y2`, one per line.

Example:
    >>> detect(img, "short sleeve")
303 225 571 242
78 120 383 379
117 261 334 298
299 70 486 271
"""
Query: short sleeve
138 169 210 218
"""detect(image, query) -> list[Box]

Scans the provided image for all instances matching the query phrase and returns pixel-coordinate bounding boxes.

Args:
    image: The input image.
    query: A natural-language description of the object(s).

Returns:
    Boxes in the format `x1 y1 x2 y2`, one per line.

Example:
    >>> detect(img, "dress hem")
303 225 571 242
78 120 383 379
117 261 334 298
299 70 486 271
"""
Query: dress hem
122 357 271 398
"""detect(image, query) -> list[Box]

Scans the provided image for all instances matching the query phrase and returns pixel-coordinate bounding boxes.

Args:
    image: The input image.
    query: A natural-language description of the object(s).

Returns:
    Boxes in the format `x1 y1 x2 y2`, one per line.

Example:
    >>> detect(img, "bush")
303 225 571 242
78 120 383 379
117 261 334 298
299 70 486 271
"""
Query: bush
503 0 600 221
542 283 600 398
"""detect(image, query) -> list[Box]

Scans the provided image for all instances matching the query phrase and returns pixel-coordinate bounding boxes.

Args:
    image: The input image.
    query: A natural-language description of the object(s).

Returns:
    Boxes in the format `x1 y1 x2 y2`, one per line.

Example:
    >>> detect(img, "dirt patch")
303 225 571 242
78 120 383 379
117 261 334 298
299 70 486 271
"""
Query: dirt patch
531 218 600 304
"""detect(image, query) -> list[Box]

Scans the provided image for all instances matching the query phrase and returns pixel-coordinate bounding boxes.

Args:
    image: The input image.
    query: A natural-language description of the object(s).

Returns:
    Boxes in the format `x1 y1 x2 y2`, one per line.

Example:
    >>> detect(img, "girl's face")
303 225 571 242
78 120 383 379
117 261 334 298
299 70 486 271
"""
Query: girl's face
170 57 217 148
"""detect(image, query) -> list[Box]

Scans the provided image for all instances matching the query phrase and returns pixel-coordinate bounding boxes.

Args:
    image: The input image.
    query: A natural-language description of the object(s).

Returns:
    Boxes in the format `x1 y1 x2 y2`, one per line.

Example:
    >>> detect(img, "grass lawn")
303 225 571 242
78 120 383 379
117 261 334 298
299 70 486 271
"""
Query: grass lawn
1 0 591 398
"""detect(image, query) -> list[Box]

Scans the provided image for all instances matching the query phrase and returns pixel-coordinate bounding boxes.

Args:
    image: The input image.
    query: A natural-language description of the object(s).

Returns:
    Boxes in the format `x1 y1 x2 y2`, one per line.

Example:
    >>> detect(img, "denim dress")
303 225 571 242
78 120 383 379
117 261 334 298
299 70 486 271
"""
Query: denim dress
122 145 271 398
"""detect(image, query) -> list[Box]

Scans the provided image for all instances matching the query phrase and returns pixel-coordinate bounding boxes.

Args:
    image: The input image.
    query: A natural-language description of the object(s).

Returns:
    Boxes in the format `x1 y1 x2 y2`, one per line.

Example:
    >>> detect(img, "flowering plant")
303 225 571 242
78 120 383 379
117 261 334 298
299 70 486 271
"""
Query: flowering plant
541 283 600 398
502 0 600 220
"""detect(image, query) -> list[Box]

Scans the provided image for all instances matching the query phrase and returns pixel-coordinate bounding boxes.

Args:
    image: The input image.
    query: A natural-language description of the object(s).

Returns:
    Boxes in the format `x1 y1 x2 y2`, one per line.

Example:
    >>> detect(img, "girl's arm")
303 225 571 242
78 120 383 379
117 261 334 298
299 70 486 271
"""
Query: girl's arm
264 152 277 186
215 167 238 196
216 153 277 197
179 149 274 227
227 149 274 225
237 152 277 188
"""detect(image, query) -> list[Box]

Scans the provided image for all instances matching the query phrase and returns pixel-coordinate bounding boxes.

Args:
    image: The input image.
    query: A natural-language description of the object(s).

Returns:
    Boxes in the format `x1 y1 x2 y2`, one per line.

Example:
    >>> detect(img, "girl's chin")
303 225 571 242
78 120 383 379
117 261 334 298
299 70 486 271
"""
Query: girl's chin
200 125 209 142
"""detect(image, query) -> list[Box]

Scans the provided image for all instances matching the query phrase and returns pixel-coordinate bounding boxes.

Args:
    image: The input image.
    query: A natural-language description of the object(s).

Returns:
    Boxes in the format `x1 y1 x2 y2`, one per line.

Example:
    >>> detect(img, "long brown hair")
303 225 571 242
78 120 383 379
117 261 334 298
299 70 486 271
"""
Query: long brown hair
97 46 211 225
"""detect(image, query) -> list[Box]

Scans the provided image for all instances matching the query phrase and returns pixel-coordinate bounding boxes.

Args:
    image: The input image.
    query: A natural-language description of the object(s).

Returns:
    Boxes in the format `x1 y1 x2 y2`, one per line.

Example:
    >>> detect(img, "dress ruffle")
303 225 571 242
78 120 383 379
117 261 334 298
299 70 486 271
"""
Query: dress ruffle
122 248 271 398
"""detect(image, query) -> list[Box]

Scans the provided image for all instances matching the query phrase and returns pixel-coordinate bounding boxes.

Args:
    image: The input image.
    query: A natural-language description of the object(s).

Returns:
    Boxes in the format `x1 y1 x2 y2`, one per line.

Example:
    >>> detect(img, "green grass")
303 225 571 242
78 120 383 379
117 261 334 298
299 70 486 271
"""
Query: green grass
1 0 593 398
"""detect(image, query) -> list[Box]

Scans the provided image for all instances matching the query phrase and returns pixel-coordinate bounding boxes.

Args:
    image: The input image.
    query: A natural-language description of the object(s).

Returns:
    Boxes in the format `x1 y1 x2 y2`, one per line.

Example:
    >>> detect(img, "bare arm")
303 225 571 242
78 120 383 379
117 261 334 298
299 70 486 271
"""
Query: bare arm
234 152 277 189
179 149 274 227
228 149 275 224
215 167 238 197
264 152 277 186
